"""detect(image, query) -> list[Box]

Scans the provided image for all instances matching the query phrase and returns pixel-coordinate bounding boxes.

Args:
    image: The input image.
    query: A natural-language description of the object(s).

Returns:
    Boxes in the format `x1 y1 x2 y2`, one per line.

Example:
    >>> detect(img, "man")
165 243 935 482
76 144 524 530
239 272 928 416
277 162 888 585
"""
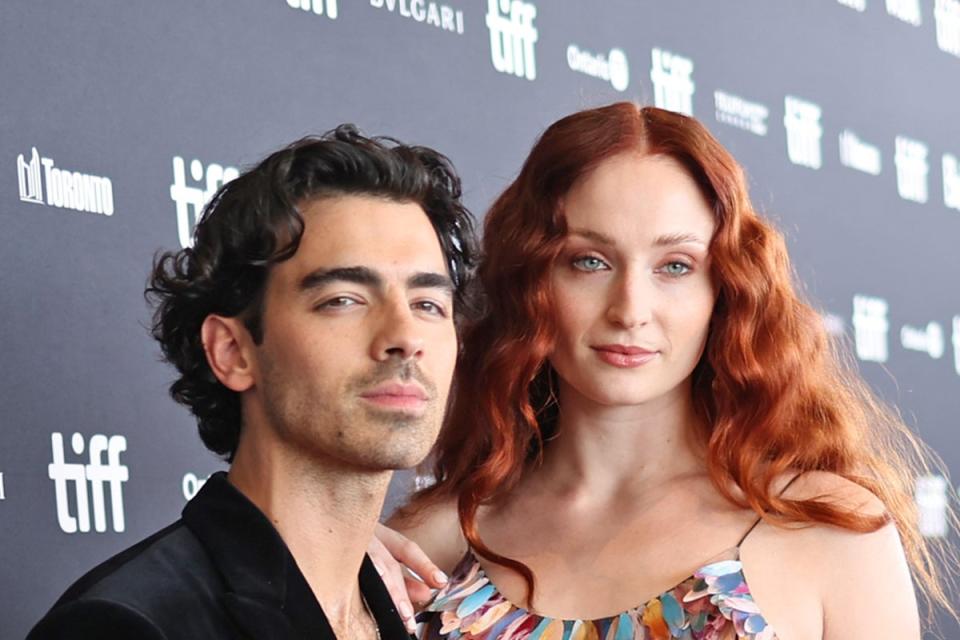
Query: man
28 126 477 639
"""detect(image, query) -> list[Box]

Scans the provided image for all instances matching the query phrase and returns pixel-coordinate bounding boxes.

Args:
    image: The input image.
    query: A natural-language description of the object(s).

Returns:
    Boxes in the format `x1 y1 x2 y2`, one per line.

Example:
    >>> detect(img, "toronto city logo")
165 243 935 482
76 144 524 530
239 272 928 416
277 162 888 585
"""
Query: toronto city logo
286 0 337 19
650 48 694 116
48 432 128 534
566 44 629 92
894 136 929 204
170 156 240 249
839 130 882 176
783 96 823 170
714 90 769 136
16 147 114 216
486 0 538 80
852 294 889 363
900 321 945 359
370 0 465 34
935 0 960 56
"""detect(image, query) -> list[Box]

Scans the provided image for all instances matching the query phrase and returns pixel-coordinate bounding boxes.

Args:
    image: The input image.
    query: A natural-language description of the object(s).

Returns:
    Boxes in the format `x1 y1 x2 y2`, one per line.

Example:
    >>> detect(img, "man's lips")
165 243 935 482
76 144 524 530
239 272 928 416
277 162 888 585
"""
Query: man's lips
360 382 429 410
591 344 659 368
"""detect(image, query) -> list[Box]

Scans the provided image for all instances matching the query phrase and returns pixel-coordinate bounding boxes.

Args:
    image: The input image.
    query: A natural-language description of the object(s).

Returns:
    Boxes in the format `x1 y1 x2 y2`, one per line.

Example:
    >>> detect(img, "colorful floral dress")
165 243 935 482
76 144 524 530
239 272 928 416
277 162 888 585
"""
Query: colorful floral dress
417 548 776 640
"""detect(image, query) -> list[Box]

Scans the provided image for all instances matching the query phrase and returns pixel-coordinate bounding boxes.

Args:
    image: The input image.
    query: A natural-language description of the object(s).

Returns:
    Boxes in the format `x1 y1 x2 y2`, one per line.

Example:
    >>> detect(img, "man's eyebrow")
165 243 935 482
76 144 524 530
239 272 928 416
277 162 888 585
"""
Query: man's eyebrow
408 272 454 295
299 266 382 291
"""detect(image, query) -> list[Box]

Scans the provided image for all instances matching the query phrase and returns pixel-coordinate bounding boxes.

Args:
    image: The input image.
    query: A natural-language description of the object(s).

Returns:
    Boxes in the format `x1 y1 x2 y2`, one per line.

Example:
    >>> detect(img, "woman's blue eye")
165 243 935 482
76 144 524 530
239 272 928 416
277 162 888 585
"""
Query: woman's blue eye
662 261 691 276
572 256 609 271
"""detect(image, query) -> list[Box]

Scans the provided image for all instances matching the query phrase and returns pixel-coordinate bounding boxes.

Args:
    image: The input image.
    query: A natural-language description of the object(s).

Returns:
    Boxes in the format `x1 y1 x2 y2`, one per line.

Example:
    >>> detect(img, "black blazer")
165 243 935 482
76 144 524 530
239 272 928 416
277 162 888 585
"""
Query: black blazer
28 472 412 640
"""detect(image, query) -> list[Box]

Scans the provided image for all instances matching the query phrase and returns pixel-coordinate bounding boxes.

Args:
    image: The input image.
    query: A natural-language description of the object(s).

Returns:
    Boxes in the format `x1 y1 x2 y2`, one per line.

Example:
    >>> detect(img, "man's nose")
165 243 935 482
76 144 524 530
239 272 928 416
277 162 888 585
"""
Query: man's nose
370 299 425 362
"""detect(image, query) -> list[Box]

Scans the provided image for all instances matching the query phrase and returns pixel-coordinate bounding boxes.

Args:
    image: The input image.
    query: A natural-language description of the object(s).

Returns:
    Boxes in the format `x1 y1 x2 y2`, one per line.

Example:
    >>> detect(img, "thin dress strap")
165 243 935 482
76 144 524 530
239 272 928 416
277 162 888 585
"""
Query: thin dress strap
735 473 804 548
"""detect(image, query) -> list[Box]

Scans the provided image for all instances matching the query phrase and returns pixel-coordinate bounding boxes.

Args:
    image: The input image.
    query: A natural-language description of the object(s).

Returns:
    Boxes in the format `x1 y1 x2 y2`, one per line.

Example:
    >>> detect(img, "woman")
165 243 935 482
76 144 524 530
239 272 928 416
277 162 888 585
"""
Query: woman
371 103 956 639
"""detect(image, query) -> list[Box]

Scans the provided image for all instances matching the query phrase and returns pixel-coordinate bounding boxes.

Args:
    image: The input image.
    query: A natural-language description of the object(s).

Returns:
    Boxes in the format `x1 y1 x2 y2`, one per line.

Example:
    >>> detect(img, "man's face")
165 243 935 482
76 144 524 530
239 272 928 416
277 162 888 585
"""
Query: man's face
248 195 458 471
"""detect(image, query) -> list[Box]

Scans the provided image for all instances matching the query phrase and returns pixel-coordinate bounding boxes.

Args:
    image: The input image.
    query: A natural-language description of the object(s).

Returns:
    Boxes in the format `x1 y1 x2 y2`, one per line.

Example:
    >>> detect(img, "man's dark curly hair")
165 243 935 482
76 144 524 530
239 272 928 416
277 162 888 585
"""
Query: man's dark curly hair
146 125 478 461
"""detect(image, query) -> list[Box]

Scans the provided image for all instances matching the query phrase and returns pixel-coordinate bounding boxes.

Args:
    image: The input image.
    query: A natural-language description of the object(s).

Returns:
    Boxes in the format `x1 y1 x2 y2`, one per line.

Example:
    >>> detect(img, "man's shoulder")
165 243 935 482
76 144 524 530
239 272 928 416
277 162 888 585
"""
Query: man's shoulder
30 520 234 639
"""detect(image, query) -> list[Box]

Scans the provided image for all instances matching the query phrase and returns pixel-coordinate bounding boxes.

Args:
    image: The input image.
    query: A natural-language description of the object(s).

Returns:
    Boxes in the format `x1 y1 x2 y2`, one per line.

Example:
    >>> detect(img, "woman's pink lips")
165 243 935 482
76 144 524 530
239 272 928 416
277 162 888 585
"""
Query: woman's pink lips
591 345 659 368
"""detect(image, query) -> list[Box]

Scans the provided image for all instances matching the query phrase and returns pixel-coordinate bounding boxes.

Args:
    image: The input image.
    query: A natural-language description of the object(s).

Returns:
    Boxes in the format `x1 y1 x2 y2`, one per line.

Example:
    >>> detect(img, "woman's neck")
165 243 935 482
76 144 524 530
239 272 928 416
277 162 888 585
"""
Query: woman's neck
529 379 706 506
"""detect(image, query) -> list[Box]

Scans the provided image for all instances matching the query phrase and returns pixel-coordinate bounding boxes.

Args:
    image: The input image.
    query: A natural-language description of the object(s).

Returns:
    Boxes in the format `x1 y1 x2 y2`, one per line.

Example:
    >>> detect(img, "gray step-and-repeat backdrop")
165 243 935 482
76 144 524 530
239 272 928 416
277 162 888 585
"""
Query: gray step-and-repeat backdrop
2 1 959 637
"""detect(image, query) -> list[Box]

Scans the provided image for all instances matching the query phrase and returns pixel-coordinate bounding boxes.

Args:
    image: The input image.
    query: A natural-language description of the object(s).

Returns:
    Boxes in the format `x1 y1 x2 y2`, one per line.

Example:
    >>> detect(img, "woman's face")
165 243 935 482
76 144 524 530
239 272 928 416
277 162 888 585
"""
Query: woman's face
549 153 717 409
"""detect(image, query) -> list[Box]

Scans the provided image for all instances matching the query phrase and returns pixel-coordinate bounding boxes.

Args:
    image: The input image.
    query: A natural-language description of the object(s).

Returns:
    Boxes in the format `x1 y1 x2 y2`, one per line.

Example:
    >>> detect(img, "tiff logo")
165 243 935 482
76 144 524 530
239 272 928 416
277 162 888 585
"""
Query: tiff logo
838 0 867 10
16 147 114 215
852 294 889 363
936 0 960 56
287 0 337 18
784 96 823 170
486 0 538 80
651 48 695 116
49 432 128 534
916 475 949 537
894 136 929 204
887 0 922 24
170 156 239 249
943 153 960 211
952 316 960 376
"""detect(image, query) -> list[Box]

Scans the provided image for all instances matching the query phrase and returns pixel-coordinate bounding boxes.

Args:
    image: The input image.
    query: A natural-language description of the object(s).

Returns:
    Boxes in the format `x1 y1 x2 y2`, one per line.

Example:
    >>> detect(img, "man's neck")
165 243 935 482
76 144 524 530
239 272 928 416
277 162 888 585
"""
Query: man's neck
228 435 392 635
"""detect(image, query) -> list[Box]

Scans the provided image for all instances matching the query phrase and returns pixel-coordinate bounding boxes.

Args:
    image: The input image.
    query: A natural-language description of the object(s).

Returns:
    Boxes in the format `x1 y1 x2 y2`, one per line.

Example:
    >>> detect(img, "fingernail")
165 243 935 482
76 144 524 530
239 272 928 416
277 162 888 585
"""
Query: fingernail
433 570 448 584
373 563 384 576
399 602 414 619
407 617 417 633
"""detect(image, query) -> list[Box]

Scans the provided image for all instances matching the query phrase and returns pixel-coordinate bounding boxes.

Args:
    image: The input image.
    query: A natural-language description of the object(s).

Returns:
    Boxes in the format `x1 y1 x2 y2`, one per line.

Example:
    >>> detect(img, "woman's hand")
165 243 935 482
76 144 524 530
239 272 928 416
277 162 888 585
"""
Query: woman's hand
369 523 449 634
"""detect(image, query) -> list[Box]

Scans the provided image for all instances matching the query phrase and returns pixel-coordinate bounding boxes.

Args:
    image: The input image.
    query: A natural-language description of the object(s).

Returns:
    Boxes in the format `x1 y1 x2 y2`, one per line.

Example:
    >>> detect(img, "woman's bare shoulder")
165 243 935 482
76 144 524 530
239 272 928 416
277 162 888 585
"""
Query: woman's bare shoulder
779 470 886 516
750 471 919 639
387 495 468 574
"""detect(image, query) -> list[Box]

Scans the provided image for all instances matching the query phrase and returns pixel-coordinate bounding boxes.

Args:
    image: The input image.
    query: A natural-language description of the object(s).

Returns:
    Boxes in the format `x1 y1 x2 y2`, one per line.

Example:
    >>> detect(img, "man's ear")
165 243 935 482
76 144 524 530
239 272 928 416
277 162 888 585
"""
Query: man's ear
201 314 257 392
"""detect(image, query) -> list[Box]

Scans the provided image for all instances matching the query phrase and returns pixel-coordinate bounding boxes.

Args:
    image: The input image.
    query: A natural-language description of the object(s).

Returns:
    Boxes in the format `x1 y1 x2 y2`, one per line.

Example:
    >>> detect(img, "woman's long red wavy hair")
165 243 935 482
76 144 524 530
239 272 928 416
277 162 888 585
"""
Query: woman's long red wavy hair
408 102 956 620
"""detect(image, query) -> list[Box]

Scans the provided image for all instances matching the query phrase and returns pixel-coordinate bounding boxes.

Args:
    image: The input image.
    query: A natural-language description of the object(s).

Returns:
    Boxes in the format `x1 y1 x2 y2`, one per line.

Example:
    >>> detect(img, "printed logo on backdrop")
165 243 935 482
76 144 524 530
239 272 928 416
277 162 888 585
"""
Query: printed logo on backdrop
371 0 465 34
287 0 337 19
837 0 867 11
952 316 960 376
182 472 212 501
852 294 889 363
170 156 240 249
942 153 960 211
901 321 945 359
887 0 922 25
822 312 846 338
916 475 950 537
0 471 5 500
48 432 128 534
894 136 929 204
714 90 769 136
16 147 114 216
783 96 823 170
566 45 629 92
935 0 960 56
486 0 538 80
839 130 882 175
650 48 694 116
